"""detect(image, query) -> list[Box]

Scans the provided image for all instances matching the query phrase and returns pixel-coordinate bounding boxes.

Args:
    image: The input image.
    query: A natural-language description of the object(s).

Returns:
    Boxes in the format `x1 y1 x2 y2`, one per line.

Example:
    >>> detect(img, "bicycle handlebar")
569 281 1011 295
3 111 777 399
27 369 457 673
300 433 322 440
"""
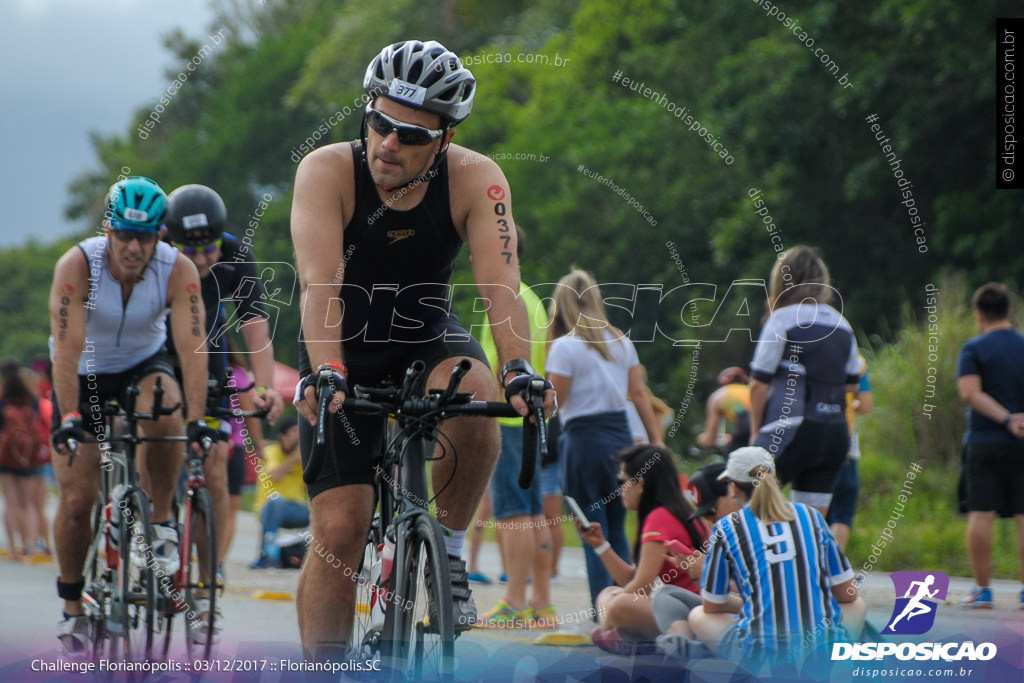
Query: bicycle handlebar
305 359 547 489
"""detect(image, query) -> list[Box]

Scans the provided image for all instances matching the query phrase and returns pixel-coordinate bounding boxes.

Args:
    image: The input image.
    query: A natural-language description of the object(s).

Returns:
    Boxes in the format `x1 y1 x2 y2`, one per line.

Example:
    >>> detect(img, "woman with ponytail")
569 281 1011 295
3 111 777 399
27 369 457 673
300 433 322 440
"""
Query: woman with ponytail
676 446 865 671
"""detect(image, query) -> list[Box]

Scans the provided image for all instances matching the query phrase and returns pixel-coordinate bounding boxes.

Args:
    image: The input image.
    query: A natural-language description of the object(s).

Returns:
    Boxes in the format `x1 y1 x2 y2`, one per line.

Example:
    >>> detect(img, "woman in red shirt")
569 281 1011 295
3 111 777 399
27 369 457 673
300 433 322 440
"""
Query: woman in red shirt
579 444 708 652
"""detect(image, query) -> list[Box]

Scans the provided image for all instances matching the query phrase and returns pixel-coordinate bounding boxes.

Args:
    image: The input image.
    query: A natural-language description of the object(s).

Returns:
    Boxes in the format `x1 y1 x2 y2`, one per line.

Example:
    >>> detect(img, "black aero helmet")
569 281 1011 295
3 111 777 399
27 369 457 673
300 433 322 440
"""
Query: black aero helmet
363 40 476 126
165 184 227 246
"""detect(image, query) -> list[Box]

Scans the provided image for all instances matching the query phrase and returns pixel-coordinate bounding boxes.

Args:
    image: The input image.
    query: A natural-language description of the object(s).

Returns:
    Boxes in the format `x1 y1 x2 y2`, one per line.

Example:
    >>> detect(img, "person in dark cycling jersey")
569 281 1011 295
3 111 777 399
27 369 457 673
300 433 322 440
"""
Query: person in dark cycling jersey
748 246 860 515
290 40 555 659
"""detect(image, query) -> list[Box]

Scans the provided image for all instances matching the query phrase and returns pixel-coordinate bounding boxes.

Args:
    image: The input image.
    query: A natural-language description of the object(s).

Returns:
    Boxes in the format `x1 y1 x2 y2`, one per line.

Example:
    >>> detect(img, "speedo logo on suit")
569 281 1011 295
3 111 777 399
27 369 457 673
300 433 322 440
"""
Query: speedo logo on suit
386 229 415 245
832 571 997 662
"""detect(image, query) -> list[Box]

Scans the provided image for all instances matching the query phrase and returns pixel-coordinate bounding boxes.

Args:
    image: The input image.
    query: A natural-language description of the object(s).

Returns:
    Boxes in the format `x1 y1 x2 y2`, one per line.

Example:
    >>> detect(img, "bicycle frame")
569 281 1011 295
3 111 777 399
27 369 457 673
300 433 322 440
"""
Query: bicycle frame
311 358 547 677
76 379 182 661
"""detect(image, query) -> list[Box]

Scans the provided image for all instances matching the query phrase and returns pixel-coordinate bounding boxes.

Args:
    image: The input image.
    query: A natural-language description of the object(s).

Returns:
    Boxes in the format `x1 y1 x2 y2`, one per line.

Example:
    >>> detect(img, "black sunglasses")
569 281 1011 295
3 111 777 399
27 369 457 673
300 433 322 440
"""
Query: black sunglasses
110 226 159 245
365 106 445 146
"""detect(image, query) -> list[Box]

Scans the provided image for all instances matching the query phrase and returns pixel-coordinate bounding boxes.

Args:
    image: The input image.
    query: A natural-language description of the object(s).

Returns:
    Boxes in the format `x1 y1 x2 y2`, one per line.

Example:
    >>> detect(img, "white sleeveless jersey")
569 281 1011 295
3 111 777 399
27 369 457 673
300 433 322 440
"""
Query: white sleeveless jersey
67 236 177 374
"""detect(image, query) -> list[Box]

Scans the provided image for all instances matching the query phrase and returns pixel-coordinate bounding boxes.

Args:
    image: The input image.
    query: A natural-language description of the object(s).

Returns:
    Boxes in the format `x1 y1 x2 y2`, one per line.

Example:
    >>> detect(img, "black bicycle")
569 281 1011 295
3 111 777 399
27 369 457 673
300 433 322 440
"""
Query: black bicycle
305 359 546 680
155 381 267 660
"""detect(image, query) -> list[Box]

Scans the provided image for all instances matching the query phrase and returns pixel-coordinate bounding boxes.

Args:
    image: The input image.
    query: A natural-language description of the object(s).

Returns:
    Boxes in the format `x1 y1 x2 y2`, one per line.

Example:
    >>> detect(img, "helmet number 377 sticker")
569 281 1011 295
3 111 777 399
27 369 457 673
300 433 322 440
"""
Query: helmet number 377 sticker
389 79 426 106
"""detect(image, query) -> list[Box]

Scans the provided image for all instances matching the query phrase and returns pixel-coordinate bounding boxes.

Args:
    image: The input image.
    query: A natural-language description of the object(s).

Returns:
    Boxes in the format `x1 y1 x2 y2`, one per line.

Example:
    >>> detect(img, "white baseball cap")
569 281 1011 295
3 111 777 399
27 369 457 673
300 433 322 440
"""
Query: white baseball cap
718 446 776 483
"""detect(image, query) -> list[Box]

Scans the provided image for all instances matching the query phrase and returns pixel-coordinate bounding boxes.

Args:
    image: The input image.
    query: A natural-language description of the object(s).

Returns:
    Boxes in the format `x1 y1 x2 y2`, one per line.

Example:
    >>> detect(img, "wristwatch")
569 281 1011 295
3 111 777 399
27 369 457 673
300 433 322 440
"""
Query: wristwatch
1004 413 1013 427
500 358 535 388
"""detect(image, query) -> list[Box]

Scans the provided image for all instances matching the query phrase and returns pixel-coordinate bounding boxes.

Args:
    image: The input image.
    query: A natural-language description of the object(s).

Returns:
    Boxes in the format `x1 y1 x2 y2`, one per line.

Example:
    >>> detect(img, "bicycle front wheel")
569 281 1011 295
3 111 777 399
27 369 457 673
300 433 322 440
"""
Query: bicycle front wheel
384 512 454 680
183 487 218 660
118 487 156 661
352 515 384 661
82 495 109 660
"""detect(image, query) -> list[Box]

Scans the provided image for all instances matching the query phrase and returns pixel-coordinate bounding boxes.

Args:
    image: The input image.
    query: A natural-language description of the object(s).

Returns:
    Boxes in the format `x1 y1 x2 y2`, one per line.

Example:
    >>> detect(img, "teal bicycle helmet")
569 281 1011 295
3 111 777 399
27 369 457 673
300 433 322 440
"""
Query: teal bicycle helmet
107 176 167 231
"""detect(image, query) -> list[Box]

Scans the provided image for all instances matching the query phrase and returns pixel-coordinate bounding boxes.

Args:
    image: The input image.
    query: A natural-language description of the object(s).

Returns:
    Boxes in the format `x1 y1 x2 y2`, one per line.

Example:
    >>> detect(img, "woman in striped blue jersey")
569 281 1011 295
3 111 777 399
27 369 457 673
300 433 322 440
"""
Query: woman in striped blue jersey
685 446 865 670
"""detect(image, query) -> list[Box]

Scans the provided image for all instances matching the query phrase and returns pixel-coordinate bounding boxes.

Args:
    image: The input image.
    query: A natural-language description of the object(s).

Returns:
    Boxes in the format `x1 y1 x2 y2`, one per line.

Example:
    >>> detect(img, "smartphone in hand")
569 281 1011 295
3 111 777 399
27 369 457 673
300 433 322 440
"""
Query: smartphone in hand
564 496 592 530
665 539 693 556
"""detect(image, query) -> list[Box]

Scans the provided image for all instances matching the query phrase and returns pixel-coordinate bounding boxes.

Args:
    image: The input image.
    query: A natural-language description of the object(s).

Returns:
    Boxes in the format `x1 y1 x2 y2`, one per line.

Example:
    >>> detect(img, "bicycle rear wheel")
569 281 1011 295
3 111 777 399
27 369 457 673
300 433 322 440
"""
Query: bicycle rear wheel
384 512 454 680
183 487 218 660
117 487 156 661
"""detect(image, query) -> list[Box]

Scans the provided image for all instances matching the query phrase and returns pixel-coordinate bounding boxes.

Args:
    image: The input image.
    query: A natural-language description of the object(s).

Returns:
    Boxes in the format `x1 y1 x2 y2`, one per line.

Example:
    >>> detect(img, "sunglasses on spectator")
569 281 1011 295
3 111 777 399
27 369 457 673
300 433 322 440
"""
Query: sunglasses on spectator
365 106 445 146
110 226 159 245
177 239 222 256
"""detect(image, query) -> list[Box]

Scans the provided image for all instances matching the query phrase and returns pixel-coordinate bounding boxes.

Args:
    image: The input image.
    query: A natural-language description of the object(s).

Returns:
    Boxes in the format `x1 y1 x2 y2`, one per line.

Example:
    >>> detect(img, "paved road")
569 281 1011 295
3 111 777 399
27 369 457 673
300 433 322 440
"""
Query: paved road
1 501 1022 682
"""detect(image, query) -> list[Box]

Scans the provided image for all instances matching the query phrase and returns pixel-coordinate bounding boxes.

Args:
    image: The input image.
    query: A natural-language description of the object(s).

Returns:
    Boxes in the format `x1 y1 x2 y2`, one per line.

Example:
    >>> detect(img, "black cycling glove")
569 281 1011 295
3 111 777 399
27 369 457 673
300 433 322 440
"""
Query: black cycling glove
187 419 221 452
52 412 85 452
504 373 553 403
295 363 349 403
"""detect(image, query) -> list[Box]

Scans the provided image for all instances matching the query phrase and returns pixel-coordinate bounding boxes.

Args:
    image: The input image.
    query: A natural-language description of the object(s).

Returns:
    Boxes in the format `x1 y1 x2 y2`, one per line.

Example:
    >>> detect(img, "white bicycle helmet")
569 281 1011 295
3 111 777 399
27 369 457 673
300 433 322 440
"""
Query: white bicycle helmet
363 40 476 126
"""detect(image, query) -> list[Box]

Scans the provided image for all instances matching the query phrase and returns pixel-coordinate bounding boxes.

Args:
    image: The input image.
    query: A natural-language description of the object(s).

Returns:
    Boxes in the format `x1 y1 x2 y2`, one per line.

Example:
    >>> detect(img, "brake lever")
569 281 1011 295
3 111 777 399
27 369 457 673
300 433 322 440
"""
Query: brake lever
400 360 425 403
439 359 471 403
528 379 548 458
152 376 164 418
315 368 334 446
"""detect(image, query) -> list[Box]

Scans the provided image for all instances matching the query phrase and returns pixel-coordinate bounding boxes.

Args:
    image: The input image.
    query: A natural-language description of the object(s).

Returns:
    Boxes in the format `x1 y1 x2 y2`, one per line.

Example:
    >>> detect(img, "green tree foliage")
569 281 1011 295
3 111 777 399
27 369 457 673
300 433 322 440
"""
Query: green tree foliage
0 239 77 361
3 0 1018 463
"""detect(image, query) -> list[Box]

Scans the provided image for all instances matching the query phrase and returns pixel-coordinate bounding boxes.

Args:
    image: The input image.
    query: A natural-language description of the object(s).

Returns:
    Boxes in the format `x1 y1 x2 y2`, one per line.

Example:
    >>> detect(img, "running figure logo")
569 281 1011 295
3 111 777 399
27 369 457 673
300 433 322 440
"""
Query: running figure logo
882 571 949 635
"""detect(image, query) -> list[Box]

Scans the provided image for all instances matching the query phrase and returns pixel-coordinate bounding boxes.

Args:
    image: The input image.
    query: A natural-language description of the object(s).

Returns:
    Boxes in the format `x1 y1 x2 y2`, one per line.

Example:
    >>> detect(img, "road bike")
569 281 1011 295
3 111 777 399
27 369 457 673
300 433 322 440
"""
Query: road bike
304 359 546 679
74 377 181 661
154 381 266 660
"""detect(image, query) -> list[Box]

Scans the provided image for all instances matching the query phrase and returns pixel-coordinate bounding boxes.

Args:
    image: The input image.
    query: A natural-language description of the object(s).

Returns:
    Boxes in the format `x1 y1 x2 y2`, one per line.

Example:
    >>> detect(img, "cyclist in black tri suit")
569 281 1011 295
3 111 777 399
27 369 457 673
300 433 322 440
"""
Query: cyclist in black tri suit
163 184 285 642
290 40 555 659
164 184 284 427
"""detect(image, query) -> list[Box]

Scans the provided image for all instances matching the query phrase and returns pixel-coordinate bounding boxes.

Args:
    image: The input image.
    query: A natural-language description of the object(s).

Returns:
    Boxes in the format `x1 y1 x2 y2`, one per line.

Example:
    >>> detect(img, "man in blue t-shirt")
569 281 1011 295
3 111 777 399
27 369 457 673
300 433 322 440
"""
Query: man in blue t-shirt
956 282 1024 609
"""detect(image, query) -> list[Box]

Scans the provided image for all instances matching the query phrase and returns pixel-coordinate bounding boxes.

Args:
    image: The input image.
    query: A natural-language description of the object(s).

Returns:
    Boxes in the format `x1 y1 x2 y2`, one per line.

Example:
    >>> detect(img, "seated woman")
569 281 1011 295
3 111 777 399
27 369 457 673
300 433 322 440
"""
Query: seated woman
577 445 708 654
672 447 866 672
650 459 743 654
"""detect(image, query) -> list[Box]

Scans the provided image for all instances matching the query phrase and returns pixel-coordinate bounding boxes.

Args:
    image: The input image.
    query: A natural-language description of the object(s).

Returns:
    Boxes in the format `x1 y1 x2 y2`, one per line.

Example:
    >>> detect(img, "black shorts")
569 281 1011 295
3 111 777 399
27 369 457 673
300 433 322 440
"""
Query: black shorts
772 420 849 506
52 350 178 437
298 319 490 499
965 441 1024 514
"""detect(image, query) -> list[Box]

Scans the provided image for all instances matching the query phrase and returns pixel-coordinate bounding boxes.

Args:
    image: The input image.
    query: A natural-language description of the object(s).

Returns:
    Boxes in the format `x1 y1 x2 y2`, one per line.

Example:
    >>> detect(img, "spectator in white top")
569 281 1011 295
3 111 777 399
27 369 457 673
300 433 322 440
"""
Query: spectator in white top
545 268 663 608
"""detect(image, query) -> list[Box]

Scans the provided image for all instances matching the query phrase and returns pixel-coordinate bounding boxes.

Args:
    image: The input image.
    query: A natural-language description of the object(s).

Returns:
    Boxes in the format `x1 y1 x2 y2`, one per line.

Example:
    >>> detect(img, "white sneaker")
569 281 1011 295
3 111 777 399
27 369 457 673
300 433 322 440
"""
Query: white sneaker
187 597 223 645
57 615 93 658
151 524 180 575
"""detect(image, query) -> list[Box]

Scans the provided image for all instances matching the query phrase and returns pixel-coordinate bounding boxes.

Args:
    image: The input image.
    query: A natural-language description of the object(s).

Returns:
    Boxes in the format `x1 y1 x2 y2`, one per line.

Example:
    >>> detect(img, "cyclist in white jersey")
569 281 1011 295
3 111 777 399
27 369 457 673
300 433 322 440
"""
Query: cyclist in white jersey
48 176 218 656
